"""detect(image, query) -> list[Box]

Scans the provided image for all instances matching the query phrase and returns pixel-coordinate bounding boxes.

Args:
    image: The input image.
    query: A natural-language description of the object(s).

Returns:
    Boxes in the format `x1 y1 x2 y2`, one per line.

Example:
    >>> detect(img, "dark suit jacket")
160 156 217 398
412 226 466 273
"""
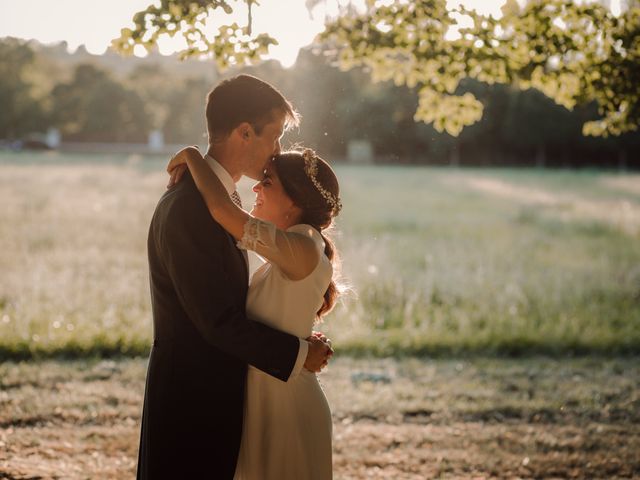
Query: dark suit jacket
137 171 301 479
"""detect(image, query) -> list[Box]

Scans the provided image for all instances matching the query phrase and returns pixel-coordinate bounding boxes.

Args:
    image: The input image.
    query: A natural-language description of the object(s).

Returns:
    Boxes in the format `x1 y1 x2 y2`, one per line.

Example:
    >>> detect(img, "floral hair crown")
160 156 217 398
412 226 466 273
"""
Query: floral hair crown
302 149 342 216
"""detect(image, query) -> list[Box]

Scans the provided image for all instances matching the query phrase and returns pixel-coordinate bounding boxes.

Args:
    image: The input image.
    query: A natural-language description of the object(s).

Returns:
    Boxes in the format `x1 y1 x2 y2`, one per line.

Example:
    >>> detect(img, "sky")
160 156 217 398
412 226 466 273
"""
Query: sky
0 0 622 68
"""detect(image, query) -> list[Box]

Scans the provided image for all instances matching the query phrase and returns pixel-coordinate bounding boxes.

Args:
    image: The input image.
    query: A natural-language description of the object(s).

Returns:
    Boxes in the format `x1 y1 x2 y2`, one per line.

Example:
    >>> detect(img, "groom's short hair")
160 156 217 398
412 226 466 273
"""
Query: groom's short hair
206 74 299 143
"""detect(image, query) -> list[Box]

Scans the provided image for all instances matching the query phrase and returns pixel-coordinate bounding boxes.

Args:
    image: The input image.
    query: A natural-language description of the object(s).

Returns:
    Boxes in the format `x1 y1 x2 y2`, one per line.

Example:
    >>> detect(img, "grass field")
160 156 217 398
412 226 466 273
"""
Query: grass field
1 151 639 358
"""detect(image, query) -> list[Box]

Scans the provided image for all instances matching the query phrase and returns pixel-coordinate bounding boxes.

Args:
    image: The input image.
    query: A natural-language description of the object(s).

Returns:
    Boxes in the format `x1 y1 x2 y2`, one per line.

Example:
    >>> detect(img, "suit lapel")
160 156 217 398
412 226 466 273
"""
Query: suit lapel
224 230 249 283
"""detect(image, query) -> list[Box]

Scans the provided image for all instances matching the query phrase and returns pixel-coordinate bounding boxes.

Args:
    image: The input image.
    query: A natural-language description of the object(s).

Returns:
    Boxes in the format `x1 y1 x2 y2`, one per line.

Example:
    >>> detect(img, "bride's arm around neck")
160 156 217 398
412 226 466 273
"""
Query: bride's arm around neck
168 147 320 280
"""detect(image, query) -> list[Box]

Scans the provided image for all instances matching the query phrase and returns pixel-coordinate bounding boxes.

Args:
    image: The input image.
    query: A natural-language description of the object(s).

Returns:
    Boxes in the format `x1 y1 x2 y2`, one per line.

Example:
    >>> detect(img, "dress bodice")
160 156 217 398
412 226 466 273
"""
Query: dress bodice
238 220 332 339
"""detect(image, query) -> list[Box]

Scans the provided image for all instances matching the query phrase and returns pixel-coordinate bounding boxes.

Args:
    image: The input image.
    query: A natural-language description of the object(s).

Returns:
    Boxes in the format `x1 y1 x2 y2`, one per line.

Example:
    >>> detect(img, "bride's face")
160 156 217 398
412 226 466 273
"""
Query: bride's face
251 162 300 229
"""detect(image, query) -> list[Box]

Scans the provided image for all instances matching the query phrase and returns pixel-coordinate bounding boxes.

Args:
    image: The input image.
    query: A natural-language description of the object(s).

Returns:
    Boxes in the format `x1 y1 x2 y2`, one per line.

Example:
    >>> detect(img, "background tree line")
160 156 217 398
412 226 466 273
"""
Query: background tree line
1 36 638 167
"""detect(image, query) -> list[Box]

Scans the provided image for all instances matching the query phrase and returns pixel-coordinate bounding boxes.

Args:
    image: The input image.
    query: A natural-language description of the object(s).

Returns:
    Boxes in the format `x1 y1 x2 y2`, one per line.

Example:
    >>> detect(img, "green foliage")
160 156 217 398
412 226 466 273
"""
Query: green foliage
127 64 173 129
125 64 211 143
228 51 639 165
1 37 637 163
319 0 640 137
115 1 639 138
51 64 151 142
161 76 211 143
0 38 47 138
112 0 276 69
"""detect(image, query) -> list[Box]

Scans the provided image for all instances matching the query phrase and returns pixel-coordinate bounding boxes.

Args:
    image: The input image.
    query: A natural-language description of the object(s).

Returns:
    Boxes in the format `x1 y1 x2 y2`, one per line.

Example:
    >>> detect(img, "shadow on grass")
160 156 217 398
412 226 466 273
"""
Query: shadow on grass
1 335 639 361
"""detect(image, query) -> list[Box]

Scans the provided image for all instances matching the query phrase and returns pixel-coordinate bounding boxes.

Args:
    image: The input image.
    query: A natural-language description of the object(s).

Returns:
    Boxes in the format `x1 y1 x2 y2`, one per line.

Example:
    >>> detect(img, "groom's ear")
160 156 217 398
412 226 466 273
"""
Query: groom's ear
236 122 252 141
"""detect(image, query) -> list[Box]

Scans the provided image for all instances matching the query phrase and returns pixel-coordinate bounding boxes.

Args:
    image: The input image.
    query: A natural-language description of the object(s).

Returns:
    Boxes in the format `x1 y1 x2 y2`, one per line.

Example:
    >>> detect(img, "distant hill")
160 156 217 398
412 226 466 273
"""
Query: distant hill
27 39 219 82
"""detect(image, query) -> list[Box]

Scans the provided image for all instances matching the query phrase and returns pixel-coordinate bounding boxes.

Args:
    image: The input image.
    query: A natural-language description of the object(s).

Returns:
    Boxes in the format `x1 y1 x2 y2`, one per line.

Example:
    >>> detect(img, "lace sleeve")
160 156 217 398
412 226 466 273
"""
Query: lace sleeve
236 217 277 253
236 219 322 280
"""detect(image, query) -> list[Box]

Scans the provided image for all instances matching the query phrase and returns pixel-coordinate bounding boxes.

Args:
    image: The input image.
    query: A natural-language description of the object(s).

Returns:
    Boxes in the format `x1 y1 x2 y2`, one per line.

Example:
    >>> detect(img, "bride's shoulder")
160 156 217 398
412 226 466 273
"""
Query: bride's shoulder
287 224 324 246
287 223 322 241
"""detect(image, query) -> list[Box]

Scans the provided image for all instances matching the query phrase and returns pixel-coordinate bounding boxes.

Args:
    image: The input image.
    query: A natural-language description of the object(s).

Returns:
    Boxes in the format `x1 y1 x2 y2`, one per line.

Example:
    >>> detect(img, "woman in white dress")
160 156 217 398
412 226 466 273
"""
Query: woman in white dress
167 146 342 480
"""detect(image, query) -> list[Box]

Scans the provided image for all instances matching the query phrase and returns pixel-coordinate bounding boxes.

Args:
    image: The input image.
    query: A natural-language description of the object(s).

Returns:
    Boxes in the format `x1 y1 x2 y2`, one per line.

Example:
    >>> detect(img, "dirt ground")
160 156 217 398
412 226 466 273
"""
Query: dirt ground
1 357 639 479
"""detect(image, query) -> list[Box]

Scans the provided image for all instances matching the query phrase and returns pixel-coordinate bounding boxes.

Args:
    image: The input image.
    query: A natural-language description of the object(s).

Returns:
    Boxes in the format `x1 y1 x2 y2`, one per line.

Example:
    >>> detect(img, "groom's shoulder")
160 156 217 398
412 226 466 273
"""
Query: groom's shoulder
156 170 202 211
153 174 225 235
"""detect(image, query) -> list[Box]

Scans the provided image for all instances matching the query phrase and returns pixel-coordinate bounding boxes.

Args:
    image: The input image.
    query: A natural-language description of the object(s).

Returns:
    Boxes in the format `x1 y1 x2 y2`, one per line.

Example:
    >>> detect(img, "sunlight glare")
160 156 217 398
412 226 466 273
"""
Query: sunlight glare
446 0 506 18
133 44 147 58
611 0 622 16
157 34 188 56
251 1 325 68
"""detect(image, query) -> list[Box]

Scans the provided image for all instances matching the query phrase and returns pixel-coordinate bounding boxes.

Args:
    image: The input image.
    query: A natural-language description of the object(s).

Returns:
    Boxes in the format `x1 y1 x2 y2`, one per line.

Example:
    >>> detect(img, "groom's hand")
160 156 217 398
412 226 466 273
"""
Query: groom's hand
303 335 333 373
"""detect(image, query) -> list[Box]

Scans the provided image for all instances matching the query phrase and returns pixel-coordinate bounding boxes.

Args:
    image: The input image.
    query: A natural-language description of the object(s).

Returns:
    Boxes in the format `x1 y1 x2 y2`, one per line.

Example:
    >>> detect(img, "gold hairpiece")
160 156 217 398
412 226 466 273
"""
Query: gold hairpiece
302 149 342 216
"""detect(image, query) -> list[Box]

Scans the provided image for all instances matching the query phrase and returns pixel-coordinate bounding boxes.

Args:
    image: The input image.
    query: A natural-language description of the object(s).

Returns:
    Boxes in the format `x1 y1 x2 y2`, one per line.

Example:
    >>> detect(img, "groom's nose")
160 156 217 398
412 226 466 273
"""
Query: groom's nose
252 182 262 193
274 140 281 155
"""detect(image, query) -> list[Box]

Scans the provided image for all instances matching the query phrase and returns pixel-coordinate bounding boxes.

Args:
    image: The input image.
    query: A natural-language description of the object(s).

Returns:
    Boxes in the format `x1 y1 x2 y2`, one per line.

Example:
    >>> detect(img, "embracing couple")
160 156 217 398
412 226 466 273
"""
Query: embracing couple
136 74 342 479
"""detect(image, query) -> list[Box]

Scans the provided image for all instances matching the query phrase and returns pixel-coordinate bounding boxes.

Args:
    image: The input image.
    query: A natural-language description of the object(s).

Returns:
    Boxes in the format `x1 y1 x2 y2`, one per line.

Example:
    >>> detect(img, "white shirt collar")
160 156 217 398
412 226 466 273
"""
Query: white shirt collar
204 154 236 195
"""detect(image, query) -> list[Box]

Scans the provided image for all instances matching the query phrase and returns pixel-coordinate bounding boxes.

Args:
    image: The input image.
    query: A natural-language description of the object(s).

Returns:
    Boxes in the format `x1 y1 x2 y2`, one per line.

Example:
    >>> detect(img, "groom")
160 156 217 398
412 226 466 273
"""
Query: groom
137 75 333 479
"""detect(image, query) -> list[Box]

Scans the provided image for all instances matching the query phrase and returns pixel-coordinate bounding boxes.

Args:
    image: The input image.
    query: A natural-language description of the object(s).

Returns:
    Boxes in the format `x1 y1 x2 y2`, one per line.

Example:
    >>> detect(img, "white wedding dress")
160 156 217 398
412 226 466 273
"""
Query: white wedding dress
233 219 333 480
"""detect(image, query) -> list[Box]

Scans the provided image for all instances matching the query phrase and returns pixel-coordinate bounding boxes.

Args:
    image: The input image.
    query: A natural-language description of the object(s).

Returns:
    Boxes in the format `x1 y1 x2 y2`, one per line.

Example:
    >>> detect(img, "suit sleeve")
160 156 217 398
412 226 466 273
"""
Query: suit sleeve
159 189 302 382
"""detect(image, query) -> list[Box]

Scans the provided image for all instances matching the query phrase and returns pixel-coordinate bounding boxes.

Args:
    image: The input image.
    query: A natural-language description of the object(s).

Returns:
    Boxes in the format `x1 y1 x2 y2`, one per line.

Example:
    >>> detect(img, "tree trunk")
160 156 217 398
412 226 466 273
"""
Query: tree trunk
449 145 460 167
535 144 546 168
618 149 627 172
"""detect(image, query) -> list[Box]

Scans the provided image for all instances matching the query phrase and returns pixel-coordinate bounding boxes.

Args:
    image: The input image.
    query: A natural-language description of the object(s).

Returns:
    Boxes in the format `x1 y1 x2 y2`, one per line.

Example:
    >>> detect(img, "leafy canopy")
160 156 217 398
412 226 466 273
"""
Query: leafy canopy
114 0 640 137
113 0 276 69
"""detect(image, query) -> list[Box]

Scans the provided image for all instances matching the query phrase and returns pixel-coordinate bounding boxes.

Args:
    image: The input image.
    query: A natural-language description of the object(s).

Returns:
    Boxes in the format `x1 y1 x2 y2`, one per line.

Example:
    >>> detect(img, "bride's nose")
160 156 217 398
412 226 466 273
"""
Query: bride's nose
252 182 262 193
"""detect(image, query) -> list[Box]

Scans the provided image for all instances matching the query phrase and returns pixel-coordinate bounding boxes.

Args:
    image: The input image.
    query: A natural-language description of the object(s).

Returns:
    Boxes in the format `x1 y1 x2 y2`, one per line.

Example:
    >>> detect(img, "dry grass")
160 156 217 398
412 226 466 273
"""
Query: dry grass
602 174 640 196
1 357 638 479
463 175 640 235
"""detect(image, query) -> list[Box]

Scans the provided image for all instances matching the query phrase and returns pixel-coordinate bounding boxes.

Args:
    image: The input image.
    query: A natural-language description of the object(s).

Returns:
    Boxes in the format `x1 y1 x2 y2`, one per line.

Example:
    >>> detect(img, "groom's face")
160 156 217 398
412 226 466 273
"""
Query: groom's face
244 111 286 180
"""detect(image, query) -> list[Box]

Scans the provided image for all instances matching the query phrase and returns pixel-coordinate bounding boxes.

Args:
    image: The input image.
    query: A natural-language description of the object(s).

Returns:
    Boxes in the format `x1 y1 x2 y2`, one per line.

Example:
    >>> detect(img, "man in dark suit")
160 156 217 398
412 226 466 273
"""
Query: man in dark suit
137 75 332 479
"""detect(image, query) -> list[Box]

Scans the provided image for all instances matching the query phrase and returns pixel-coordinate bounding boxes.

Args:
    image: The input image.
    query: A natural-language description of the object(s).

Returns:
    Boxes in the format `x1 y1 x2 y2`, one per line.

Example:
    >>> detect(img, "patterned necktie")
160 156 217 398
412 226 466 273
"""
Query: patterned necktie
230 190 242 209
230 190 249 269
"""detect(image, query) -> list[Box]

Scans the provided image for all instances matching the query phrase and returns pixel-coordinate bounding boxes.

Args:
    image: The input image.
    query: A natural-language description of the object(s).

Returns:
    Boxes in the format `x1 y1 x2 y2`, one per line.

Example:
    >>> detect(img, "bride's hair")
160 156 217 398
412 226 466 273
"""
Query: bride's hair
272 149 343 319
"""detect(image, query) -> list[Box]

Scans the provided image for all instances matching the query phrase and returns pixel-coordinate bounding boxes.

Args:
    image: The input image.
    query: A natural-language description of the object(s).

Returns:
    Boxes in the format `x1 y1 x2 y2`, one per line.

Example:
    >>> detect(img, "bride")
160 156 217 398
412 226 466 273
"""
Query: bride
167 146 342 480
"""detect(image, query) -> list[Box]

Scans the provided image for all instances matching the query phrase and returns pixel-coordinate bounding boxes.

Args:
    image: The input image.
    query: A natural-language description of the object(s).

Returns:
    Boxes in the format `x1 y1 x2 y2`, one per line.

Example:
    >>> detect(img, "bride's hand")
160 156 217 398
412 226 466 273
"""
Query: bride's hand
167 146 199 188
167 164 187 188
306 332 333 372
304 335 333 373
311 331 333 352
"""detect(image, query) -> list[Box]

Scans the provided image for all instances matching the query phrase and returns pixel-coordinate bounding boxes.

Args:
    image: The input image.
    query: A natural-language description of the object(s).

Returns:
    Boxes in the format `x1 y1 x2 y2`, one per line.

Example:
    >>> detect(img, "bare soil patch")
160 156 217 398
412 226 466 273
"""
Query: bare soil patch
1 357 639 479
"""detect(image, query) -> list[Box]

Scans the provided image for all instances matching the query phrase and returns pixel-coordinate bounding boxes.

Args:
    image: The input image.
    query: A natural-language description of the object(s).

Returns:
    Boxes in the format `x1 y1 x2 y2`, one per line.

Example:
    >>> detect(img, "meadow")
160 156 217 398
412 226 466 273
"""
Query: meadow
2 152 640 479
1 151 639 358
